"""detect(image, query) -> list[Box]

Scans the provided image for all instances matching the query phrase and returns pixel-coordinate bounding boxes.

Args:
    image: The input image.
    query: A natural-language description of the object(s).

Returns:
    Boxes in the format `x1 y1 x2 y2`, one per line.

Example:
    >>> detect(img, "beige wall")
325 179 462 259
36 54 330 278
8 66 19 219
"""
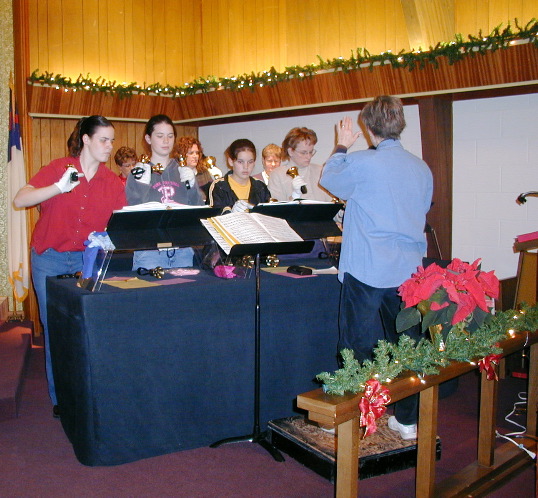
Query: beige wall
27 0 537 87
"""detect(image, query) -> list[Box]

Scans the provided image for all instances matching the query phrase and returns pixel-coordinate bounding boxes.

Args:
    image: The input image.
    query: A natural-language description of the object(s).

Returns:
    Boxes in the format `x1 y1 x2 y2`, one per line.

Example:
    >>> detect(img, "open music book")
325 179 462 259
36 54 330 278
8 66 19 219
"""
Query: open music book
200 212 303 255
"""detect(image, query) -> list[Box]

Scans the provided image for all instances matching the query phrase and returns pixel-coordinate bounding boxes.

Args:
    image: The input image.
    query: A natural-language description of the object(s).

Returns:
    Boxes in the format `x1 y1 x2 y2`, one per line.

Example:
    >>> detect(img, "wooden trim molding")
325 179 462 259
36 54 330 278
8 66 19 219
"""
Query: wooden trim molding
26 42 538 125
419 96 453 260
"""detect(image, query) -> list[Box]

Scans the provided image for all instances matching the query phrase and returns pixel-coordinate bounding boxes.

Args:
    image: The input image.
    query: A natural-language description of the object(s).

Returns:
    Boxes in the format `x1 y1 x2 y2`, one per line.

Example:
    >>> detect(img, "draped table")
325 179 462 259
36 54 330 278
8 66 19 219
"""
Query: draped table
47 261 340 466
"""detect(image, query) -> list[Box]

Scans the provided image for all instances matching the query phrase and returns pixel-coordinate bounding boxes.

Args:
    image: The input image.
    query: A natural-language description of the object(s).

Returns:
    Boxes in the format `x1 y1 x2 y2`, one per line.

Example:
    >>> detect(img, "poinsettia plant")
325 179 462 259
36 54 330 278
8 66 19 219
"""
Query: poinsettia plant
396 258 500 339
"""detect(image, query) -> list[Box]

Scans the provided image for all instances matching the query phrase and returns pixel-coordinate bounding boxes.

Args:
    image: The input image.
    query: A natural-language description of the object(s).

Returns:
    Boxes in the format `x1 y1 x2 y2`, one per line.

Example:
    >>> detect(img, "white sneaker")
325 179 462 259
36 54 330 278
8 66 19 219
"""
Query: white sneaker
319 425 336 434
387 416 417 440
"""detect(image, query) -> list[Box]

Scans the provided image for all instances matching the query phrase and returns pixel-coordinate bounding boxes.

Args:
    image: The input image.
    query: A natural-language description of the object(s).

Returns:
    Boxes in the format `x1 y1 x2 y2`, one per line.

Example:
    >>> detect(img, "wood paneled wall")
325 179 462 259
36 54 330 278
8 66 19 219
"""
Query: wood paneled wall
25 117 196 334
30 118 197 177
28 0 536 88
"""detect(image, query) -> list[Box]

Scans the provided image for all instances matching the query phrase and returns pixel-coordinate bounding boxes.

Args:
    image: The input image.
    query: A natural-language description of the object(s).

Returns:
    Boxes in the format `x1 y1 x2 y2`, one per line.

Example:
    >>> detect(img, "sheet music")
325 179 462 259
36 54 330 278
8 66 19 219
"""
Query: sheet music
200 213 302 254
200 219 234 254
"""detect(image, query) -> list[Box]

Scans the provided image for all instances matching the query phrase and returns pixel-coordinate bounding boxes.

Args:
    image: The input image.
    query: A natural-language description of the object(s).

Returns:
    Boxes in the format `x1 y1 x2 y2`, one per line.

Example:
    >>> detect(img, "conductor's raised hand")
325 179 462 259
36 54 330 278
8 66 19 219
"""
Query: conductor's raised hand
337 116 362 149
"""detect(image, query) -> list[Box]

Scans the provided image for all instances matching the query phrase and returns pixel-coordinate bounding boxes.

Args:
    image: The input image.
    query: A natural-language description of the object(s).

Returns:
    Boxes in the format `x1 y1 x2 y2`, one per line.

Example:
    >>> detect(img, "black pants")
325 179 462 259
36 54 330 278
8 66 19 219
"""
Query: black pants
339 272 421 425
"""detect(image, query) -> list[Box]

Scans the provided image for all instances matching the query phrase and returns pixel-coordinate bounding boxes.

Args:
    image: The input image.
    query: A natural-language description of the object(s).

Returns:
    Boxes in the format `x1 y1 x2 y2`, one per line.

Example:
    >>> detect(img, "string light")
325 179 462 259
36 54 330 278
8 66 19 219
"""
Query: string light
318 302 538 396
29 20 537 100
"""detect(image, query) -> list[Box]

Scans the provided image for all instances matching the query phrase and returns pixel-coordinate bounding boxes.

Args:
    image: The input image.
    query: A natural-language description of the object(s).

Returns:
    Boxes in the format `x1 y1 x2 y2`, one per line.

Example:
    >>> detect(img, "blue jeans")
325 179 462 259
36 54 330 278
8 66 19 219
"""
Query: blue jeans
339 272 421 425
132 247 194 270
31 248 83 405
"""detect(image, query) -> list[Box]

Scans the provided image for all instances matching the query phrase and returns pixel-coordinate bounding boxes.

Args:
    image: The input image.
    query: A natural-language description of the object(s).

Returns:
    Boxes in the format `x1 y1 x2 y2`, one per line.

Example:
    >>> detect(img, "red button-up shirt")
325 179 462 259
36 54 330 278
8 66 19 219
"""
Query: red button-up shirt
29 157 126 254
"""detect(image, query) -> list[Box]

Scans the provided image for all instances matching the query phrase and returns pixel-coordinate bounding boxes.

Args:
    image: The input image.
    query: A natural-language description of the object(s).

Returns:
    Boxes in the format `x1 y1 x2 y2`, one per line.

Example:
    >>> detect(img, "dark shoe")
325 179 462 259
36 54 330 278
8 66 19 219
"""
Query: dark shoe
52 405 60 419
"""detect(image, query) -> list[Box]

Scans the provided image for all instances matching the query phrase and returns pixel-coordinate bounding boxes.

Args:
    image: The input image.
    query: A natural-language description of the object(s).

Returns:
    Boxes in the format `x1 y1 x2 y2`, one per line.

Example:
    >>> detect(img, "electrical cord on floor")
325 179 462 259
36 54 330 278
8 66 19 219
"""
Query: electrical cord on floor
503 391 528 434
495 391 536 460
495 431 536 460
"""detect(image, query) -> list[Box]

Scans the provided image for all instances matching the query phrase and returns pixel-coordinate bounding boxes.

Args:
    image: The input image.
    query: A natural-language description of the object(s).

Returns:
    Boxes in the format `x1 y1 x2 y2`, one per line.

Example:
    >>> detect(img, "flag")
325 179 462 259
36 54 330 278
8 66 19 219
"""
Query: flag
7 76 29 302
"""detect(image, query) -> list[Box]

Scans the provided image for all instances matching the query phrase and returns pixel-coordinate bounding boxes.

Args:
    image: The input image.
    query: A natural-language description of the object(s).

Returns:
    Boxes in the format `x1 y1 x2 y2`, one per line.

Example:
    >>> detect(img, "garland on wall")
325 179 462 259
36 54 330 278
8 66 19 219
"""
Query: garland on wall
28 19 537 99
317 303 538 396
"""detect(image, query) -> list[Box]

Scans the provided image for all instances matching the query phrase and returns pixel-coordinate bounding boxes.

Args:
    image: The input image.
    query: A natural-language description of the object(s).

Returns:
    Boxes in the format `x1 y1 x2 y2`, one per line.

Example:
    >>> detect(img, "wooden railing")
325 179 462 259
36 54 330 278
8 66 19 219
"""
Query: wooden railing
297 331 538 497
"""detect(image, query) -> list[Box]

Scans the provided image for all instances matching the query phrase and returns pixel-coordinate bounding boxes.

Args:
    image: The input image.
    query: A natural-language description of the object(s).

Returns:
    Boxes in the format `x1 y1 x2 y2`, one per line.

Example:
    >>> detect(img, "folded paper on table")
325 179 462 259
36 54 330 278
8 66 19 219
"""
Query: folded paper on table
103 278 160 289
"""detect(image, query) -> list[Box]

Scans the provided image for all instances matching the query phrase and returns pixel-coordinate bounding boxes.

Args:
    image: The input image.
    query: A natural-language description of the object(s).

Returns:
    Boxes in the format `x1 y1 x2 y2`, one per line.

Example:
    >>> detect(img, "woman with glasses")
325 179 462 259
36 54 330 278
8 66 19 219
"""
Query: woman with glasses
268 127 333 202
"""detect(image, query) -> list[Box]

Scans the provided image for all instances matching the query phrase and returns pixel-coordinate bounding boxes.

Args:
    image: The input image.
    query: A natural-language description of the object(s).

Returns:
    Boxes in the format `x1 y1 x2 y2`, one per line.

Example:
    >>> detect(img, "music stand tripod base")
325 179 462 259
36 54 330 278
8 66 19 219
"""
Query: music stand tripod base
209 241 313 462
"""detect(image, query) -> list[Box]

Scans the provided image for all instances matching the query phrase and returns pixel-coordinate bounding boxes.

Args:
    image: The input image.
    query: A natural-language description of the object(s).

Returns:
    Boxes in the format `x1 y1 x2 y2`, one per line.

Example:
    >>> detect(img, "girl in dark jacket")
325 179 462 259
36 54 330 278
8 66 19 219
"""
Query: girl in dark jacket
208 138 270 214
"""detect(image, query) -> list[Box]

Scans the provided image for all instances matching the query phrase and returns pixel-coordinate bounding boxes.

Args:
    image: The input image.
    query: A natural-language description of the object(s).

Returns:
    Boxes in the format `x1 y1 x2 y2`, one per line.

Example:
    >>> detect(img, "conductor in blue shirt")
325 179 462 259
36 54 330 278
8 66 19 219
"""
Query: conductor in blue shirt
320 95 433 440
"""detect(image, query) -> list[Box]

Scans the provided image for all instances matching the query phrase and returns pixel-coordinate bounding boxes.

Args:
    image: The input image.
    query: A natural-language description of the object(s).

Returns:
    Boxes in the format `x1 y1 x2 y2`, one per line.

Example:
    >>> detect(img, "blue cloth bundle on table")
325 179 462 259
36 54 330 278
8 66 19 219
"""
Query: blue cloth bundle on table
82 231 115 279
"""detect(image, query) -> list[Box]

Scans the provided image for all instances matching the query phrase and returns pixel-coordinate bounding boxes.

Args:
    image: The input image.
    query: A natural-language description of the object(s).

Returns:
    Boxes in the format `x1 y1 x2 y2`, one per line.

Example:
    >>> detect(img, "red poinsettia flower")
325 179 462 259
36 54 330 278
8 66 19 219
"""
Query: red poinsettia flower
398 263 446 308
477 270 500 299
430 301 449 311
397 257 500 329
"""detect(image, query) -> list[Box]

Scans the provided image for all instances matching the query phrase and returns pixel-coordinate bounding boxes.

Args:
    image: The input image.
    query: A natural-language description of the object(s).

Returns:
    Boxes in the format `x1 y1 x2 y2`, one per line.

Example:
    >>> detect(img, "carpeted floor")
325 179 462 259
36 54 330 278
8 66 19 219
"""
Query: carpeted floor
0 345 535 497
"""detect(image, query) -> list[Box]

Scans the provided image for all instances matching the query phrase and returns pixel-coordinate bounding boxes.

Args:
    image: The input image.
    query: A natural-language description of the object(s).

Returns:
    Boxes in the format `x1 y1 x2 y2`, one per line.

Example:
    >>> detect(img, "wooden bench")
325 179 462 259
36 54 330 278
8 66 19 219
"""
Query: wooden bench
297 331 538 497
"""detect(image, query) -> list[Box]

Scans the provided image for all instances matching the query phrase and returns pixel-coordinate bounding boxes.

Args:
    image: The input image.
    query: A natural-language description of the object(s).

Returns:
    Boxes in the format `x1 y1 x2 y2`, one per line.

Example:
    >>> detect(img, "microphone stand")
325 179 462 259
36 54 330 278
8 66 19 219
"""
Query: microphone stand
517 191 538 204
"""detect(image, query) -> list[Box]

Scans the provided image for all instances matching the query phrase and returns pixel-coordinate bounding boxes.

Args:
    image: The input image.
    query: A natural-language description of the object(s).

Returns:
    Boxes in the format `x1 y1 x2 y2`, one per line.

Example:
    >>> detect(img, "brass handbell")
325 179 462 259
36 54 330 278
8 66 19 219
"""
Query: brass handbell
265 255 280 267
137 266 165 279
178 155 186 168
239 255 255 269
65 163 79 182
131 155 152 180
286 166 307 194
204 155 222 180
151 163 164 174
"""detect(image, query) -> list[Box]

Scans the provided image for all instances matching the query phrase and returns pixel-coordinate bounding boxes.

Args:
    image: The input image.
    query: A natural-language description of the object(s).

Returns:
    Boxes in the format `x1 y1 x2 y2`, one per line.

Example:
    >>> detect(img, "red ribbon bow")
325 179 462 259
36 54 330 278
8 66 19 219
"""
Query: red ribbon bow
478 353 503 381
359 379 391 437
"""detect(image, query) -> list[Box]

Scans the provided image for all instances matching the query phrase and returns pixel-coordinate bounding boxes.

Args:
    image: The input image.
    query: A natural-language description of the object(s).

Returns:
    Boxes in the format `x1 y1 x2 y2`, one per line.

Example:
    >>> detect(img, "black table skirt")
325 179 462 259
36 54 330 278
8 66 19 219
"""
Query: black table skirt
47 262 340 466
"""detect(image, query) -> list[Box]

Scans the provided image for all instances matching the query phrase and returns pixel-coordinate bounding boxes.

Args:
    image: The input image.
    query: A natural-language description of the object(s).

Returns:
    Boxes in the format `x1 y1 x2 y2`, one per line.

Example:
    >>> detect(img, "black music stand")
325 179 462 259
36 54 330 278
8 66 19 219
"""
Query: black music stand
80 206 220 291
106 206 221 251
210 240 314 461
210 205 342 461
251 202 343 240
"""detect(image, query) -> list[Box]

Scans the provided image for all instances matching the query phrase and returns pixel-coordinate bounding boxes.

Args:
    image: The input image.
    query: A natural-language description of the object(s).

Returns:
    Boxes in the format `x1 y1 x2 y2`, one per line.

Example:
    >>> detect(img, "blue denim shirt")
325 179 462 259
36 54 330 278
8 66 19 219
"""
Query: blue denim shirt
321 139 433 288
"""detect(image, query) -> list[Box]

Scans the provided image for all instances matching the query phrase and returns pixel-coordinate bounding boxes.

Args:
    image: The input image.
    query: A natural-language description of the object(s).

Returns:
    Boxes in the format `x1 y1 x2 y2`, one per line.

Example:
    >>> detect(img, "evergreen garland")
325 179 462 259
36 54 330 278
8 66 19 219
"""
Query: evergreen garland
28 19 537 100
317 304 538 396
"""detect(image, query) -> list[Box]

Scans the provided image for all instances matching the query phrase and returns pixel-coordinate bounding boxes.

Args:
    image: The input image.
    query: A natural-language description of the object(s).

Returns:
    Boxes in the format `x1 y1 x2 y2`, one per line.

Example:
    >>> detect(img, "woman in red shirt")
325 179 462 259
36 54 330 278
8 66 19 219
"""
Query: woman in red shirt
14 115 126 417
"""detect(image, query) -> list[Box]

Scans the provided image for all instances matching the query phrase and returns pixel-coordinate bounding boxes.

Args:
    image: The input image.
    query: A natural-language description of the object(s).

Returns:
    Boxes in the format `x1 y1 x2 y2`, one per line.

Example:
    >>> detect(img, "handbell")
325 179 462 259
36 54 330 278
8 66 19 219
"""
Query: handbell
65 163 79 182
178 155 191 189
204 155 222 180
286 166 307 194
151 163 164 174
140 154 150 163
137 266 165 279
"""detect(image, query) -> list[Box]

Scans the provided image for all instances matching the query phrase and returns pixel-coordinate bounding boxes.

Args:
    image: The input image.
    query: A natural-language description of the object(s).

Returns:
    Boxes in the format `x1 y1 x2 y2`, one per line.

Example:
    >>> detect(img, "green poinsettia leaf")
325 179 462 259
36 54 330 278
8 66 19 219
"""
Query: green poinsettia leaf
466 307 492 332
430 287 448 303
396 307 421 332
421 302 455 333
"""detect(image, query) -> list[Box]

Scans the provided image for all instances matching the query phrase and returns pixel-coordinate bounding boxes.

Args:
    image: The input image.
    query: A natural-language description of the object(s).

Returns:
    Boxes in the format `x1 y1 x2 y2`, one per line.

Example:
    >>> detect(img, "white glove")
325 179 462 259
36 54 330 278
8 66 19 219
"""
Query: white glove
179 166 196 188
291 175 307 199
131 162 151 184
231 200 252 213
334 208 345 224
54 167 83 193
208 165 223 180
